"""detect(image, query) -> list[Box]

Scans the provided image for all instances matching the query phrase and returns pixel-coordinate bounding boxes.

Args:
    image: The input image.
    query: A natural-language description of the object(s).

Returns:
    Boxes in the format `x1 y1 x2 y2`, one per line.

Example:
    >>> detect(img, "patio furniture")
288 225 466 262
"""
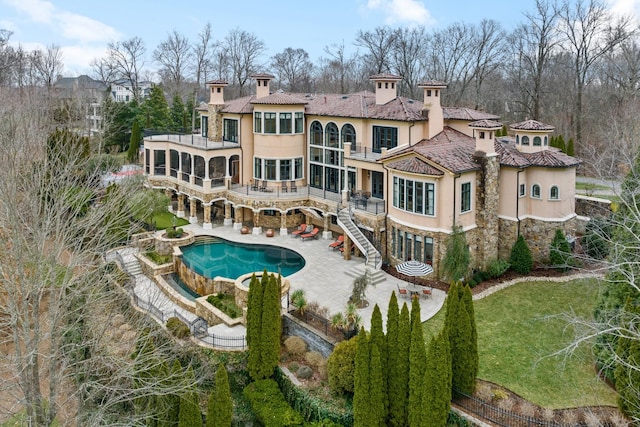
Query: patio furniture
281 181 288 193
291 224 312 237
259 180 267 191
290 180 297 192
422 286 433 299
339 243 355 254
397 284 409 298
405 283 423 298
301 227 320 241
328 235 344 250
250 180 259 191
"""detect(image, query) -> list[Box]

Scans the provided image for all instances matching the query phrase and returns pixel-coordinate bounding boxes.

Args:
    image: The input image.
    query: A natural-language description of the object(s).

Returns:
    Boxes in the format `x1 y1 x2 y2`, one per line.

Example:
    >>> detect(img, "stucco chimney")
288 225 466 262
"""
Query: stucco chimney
418 80 447 139
469 120 501 156
252 73 274 99
207 79 227 105
370 74 402 105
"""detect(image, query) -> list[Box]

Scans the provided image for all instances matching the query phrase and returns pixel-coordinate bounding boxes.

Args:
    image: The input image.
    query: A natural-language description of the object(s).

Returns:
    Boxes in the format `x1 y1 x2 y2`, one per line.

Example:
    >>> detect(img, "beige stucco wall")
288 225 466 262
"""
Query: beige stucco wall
444 119 474 137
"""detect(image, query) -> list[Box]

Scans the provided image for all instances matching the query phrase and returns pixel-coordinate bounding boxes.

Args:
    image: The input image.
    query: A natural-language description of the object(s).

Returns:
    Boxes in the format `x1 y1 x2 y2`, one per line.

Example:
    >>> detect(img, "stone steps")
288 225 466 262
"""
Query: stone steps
344 264 387 286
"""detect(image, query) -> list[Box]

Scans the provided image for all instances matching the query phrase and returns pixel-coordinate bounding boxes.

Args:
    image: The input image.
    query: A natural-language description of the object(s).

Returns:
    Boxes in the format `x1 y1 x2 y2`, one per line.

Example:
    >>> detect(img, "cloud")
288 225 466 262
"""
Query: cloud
608 0 640 16
3 0 55 24
62 44 110 75
366 0 435 26
56 12 121 43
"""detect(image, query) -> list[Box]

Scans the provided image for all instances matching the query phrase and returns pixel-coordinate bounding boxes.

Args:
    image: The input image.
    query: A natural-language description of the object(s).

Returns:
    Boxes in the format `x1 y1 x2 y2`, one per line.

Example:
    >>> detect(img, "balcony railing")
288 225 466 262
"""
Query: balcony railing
144 132 240 150
349 144 382 161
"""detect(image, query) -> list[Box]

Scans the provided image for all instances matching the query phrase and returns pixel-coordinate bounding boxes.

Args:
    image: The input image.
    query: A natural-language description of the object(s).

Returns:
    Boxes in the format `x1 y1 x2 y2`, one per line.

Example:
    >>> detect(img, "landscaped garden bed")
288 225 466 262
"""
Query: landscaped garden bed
207 293 242 319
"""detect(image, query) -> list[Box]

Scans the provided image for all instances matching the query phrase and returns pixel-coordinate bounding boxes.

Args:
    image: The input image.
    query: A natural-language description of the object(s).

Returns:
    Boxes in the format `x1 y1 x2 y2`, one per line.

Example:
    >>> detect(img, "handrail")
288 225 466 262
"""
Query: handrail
336 206 382 270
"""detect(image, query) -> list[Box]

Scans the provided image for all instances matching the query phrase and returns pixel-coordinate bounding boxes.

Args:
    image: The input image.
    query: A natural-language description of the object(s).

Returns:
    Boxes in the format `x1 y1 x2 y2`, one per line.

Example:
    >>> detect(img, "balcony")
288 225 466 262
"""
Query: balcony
347 144 382 162
144 133 240 150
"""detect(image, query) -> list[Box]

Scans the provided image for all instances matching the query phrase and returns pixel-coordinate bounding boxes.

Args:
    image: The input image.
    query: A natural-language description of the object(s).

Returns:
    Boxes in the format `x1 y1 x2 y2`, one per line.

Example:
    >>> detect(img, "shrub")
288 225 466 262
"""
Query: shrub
487 258 510 278
243 379 305 427
166 317 190 339
206 293 242 319
327 336 358 395
549 229 572 271
296 365 313 379
144 251 172 265
304 351 326 368
289 362 299 372
510 235 533 274
284 336 307 356
582 215 611 260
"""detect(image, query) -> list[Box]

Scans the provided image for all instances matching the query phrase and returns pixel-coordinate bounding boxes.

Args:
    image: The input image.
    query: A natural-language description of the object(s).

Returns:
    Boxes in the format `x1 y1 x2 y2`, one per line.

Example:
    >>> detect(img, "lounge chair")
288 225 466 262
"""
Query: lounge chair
301 227 320 241
291 224 311 237
328 235 344 250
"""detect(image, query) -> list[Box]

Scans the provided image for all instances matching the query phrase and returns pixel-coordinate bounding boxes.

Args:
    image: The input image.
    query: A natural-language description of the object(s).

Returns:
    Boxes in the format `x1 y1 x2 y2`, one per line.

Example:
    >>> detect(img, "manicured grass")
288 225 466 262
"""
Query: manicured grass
152 212 189 230
575 182 610 192
422 279 618 409
143 251 173 265
475 279 617 408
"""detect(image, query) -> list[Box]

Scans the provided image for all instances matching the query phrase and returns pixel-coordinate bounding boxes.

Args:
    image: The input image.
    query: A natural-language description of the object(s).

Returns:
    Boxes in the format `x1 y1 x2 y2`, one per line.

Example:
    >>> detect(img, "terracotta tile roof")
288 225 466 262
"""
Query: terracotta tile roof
386 127 480 174
251 92 309 105
419 80 448 87
206 79 228 85
469 119 503 129
496 138 581 168
386 157 444 175
509 119 554 131
443 107 499 121
370 73 402 80
250 73 275 79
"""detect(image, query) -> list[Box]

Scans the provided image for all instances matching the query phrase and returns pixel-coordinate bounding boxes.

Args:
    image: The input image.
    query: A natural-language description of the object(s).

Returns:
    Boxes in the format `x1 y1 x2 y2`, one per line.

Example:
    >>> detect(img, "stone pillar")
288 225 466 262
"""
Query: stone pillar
189 198 198 224
233 205 243 230
343 234 352 260
165 189 174 213
176 194 185 218
224 202 234 227
322 214 332 240
203 203 212 230
280 211 288 236
253 210 262 235
476 154 500 270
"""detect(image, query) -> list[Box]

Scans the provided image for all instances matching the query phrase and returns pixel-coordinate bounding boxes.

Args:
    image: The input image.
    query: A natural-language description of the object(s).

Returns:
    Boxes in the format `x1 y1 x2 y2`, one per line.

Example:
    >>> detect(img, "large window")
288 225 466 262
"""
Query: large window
392 227 434 263
254 112 262 133
308 120 352 194
223 118 238 142
393 177 435 215
254 157 304 181
373 125 398 153
295 112 304 133
461 182 471 213
326 123 339 148
264 113 276 134
279 113 292 134
310 121 323 145
342 124 356 146
280 159 291 180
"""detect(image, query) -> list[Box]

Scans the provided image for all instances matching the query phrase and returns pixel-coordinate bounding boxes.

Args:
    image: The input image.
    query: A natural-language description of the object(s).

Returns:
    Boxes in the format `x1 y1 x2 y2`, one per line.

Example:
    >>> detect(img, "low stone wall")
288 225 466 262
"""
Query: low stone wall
155 232 195 256
282 313 337 359
136 253 174 278
195 296 244 327
153 274 196 313
575 195 612 218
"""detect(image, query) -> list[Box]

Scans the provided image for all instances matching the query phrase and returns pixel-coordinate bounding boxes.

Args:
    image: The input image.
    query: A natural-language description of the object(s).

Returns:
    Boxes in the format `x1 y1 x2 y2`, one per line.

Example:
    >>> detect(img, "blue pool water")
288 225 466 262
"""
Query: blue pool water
180 237 305 280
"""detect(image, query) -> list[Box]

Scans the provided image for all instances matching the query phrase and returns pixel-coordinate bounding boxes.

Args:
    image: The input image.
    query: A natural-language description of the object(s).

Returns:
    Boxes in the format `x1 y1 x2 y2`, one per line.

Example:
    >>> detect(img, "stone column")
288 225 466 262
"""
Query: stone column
253 210 262 235
280 211 288 236
474 153 500 270
165 148 170 176
233 205 243 230
176 194 185 218
165 189 174 213
203 203 212 230
224 202 234 227
343 234 352 260
322 214 332 240
189 197 198 224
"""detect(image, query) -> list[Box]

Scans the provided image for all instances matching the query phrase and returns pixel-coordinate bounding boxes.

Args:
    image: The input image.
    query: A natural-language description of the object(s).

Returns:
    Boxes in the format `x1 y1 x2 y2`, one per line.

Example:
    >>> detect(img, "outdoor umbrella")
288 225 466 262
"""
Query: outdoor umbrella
395 260 434 277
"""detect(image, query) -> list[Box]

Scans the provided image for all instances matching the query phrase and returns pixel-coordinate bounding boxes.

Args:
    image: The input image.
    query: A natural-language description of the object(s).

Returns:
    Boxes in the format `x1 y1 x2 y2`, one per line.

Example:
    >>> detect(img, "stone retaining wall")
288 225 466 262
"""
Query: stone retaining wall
282 313 337 359
195 296 244 327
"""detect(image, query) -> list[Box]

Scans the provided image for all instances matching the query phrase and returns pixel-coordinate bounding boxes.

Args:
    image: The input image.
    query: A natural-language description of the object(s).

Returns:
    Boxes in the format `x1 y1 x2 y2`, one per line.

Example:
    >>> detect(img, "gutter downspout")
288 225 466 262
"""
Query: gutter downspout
453 173 460 227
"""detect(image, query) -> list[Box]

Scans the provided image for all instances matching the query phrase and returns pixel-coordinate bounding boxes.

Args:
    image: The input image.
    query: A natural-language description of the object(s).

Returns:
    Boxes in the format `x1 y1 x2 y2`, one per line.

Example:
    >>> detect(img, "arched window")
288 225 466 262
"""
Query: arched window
516 135 520 145
325 122 339 148
531 184 541 198
533 136 541 146
341 124 356 148
310 121 323 146
550 185 559 200
522 136 530 146
544 136 548 146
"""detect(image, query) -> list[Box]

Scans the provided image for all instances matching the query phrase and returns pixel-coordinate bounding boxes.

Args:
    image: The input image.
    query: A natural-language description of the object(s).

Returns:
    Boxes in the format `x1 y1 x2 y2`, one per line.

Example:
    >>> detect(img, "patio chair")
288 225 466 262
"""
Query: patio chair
281 181 288 193
301 227 320 241
397 284 409 298
290 180 297 192
291 224 311 237
250 180 259 191
259 180 267 191
422 286 433 299
328 235 344 250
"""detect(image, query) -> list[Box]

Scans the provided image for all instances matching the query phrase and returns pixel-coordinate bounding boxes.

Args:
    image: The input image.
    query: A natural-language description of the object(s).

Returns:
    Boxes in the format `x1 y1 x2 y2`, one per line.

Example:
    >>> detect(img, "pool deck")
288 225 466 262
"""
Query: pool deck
177 223 446 331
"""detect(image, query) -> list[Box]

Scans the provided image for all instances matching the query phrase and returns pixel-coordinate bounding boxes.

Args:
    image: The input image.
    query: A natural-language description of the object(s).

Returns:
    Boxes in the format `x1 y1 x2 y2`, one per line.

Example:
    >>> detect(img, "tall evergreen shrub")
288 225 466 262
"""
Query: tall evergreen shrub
510 234 533 274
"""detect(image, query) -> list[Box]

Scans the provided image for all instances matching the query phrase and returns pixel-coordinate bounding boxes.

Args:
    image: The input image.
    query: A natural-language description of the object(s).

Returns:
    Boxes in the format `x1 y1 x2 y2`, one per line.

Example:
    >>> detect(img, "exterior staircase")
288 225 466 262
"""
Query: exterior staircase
337 207 382 270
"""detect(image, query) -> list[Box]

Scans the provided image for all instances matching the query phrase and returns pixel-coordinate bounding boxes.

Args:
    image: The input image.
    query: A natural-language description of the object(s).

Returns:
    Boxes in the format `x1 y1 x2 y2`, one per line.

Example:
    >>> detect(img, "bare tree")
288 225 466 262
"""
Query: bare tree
270 47 313 92
103 37 147 102
558 0 634 146
191 22 216 131
0 29 16 87
354 26 397 75
222 28 266 97
391 27 428 99
469 19 507 110
316 42 361 94
153 29 192 99
31 44 63 90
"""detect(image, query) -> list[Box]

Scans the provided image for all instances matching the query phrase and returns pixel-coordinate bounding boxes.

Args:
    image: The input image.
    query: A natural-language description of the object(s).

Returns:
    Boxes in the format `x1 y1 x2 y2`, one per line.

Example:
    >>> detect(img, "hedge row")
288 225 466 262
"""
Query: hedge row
243 379 305 427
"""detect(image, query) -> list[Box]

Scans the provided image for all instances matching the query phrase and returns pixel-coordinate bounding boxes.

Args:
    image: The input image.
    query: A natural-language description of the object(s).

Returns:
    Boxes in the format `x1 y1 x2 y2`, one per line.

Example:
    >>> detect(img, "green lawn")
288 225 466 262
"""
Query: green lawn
422 279 618 409
575 182 611 192
152 212 189 230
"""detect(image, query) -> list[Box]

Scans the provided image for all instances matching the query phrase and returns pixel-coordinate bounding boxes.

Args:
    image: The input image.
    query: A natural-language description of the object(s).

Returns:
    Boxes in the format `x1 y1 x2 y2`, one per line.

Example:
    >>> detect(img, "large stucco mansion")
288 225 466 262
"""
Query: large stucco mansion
143 73 580 279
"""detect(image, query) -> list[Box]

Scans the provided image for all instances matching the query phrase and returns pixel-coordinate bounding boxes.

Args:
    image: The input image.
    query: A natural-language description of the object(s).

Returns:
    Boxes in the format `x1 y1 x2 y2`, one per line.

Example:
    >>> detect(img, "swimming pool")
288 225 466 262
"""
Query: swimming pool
179 237 305 280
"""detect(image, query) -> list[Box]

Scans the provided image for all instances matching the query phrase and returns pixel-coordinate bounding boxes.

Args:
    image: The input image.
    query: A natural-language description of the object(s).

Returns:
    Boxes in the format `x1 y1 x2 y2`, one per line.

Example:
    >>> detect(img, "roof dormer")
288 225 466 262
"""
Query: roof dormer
418 80 447 139
206 79 228 105
510 120 554 154
370 73 402 105
252 73 274 99
469 119 502 156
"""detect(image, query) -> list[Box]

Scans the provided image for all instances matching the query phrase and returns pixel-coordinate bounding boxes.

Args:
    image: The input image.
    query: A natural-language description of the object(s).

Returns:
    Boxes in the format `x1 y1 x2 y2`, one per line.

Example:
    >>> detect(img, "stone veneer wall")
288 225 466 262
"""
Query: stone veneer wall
195 296 244 327
575 195 611 218
155 233 195 256
282 313 337 358
207 104 224 141
174 256 236 297
498 217 577 262
474 154 500 270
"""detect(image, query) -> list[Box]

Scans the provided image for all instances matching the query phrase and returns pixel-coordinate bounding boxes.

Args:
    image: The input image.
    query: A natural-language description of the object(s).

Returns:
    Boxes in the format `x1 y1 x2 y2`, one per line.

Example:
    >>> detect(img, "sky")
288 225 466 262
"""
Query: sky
1 0 638 77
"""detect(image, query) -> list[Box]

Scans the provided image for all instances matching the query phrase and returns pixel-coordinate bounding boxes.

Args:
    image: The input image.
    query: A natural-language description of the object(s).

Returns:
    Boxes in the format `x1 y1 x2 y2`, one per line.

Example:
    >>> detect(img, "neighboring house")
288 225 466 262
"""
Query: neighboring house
53 75 107 135
110 79 153 103
143 73 580 278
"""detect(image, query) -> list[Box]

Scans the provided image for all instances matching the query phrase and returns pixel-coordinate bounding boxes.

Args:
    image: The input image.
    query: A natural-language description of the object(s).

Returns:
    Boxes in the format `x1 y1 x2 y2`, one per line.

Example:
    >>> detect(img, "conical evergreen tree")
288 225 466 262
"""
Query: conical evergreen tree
424 328 452 427
454 302 476 394
566 138 575 156
369 304 388 420
127 120 141 162
394 303 411 427
550 229 572 271
246 273 260 348
408 297 427 427
163 359 182 426
247 271 266 380
207 363 232 427
386 292 403 426
258 273 281 379
178 366 201 427
510 234 533 274
170 94 186 132
369 343 386 427
614 299 640 418
557 134 566 153
461 285 478 384
353 327 370 427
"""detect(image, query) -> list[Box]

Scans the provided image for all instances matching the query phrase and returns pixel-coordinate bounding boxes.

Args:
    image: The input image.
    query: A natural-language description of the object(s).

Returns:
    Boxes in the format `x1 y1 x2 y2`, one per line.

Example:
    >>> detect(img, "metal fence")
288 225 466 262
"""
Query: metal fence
453 390 566 427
